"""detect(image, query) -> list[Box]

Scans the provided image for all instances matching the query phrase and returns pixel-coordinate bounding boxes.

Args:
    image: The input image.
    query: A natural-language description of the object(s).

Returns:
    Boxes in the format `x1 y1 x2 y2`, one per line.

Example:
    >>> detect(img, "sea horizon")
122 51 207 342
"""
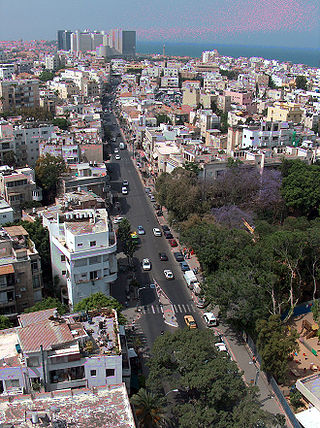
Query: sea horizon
136 41 320 68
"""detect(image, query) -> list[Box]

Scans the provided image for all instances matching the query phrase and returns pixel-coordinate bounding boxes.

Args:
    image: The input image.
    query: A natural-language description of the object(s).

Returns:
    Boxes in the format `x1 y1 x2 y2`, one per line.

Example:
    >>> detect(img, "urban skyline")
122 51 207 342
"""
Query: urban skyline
0 0 318 49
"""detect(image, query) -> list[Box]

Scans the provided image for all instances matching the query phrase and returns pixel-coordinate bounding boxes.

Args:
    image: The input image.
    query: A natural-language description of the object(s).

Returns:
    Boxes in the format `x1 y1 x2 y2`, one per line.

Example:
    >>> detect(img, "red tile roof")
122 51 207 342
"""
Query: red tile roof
18 308 57 328
18 319 73 353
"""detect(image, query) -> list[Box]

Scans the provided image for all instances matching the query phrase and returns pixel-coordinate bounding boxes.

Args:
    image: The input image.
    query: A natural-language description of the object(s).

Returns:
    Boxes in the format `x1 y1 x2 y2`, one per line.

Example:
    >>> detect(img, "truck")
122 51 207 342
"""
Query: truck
184 270 200 290
119 142 125 150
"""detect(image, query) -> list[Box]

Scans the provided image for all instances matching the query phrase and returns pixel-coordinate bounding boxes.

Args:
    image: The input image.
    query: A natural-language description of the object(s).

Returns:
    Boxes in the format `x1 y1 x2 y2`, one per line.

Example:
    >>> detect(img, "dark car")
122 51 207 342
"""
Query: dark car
169 239 178 247
158 252 168 261
164 231 174 239
162 225 170 232
180 261 190 272
156 210 163 217
174 252 184 262
153 203 161 210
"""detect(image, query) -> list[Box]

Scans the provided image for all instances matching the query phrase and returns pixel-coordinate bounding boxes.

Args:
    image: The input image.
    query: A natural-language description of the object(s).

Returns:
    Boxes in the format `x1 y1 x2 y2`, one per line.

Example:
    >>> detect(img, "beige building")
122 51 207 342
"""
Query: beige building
267 102 303 123
227 126 244 153
0 225 43 317
182 87 200 107
0 80 40 113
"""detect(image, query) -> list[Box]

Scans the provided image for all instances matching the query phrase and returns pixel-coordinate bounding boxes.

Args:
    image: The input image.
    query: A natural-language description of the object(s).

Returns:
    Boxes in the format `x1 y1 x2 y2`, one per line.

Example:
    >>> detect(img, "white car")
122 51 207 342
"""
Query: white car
215 342 227 352
203 312 218 327
113 216 124 224
114 148 119 153
142 258 151 271
152 228 162 237
164 269 174 280
121 186 128 195
115 154 121 160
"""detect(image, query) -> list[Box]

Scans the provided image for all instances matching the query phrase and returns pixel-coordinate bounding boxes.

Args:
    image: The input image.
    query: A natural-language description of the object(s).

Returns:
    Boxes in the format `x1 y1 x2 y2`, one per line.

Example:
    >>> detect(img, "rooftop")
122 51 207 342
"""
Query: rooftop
0 383 135 427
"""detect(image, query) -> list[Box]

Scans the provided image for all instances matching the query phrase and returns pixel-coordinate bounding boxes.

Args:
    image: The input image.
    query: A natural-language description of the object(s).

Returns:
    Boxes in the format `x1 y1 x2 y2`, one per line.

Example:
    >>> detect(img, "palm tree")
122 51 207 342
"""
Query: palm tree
131 388 165 428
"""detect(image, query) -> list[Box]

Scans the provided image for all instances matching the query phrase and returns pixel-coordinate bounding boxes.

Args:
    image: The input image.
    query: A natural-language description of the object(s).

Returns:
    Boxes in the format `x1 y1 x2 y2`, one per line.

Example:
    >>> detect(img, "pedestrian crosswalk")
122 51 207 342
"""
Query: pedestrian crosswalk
139 303 196 315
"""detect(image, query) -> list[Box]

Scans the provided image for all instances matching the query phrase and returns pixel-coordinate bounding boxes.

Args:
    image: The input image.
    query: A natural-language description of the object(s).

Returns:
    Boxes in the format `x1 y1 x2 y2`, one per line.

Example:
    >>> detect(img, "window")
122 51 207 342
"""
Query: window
31 261 38 272
61 255 66 262
106 369 115 377
90 241 96 247
90 370 97 377
33 276 40 289
62 270 66 276
5 379 20 389
89 255 101 265
89 271 99 280
74 259 87 267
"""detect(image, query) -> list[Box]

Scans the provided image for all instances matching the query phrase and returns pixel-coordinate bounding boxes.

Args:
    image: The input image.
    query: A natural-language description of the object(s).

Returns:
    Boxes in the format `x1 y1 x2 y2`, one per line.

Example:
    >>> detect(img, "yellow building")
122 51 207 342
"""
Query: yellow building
267 102 303 123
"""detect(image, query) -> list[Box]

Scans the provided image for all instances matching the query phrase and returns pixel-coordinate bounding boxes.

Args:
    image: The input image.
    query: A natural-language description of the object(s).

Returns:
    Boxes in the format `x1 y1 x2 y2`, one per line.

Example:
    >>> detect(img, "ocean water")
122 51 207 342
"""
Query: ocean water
136 41 320 68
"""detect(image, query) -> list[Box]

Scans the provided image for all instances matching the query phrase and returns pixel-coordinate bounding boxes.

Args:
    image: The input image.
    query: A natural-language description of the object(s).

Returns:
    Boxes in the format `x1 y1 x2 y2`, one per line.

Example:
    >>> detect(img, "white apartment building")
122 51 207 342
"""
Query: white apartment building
203 72 222 92
241 121 294 149
0 64 15 80
42 207 117 307
0 198 13 224
0 307 129 394
160 76 179 88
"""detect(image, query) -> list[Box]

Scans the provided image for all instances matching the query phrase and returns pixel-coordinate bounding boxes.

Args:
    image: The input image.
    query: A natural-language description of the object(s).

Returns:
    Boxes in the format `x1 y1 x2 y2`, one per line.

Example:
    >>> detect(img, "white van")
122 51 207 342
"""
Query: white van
203 312 218 327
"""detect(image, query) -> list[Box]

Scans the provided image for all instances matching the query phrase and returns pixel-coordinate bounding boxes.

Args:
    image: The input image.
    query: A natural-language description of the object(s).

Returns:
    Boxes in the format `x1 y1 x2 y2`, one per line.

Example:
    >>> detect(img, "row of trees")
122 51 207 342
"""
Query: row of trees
131 329 285 427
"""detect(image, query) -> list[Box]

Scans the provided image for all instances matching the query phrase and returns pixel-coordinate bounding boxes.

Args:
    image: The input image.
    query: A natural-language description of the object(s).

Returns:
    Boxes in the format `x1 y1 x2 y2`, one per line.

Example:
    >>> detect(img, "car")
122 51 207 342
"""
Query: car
215 342 227 353
145 187 151 194
196 298 208 309
131 232 139 242
164 269 174 280
184 315 197 329
115 154 121 160
114 148 119 153
164 231 174 239
152 228 162 237
137 226 145 235
150 195 156 202
169 239 178 247
113 216 124 224
203 312 218 327
122 179 129 186
142 258 151 271
121 186 128 195
153 204 161 210
174 252 184 262
156 210 163 217
180 261 190 272
136 162 142 168
158 252 168 261
162 225 170 232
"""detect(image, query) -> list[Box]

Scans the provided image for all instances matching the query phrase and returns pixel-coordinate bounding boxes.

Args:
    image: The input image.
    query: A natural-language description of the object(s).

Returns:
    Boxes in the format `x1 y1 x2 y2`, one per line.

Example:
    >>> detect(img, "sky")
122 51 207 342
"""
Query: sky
0 0 318 49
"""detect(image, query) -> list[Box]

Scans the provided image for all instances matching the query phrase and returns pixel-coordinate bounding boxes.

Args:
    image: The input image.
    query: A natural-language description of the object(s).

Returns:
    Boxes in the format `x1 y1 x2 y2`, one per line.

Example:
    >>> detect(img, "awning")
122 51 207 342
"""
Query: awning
0 264 14 275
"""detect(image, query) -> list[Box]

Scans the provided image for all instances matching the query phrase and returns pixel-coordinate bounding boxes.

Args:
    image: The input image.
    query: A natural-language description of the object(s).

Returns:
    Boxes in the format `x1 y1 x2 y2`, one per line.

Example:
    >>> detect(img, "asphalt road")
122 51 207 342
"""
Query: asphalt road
105 111 289 420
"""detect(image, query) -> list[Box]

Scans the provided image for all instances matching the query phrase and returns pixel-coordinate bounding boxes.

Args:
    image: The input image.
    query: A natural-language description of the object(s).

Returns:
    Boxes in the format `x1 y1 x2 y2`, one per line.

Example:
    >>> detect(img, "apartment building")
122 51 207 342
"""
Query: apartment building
0 307 131 394
41 205 117 307
0 80 40 112
267 101 303 123
0 225 43 317
0 198 13 224
0 167 42 220
39 137 81 164
0 64 15 80
224 89 255 113
0 120 15 165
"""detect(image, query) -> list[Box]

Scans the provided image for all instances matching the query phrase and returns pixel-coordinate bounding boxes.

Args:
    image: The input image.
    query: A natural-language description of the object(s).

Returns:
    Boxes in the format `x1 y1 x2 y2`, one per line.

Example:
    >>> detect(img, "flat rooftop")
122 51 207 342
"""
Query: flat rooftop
0 330 19 360
0 383 135 427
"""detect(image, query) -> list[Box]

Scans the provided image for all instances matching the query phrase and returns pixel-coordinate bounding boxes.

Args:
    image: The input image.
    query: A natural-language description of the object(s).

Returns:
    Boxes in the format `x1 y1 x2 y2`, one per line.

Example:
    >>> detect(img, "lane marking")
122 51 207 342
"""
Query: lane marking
181 304 187 312
151 305 155 314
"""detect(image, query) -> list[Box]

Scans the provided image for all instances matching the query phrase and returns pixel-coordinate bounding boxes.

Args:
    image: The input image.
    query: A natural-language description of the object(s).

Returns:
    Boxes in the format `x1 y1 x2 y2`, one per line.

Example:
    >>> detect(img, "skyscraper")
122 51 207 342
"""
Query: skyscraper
122 31 136 56
57 30 72 51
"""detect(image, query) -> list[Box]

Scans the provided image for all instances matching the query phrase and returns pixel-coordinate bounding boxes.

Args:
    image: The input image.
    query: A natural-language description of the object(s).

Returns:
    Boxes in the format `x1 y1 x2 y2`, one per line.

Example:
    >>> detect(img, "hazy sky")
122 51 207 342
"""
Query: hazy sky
0 0 318 48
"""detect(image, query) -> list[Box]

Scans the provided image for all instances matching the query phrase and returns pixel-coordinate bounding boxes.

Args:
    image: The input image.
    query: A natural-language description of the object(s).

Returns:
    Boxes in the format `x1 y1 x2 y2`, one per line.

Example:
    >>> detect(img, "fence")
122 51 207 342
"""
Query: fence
245 332 302 428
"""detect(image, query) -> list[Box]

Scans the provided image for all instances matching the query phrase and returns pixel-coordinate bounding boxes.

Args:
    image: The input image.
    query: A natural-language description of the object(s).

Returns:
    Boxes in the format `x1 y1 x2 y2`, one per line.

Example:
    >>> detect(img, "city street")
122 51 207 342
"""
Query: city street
104 108 289 422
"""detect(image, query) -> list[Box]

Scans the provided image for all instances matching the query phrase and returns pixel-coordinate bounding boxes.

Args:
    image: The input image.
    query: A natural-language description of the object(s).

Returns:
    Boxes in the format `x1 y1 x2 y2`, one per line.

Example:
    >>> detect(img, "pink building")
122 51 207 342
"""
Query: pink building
224 90 256 114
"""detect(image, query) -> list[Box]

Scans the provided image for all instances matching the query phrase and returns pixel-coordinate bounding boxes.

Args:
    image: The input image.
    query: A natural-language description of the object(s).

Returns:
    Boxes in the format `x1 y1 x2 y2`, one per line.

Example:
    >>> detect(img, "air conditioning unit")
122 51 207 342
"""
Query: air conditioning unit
20 288 26 292
16 294 22 298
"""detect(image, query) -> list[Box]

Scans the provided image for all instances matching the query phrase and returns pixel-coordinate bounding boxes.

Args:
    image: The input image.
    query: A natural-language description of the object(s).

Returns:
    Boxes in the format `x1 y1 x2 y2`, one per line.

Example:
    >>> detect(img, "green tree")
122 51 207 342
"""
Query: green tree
0 315 12 330
117 218 137 264
295 76 307 91
256 315 299 384
35 154 68 203
73 292 125 324
3 150 16 167
39 70 55 82
156 114 172 126
24 297 68 314
146 329 278 427
52 117 71 130
131 389 166 428
268 75 277 89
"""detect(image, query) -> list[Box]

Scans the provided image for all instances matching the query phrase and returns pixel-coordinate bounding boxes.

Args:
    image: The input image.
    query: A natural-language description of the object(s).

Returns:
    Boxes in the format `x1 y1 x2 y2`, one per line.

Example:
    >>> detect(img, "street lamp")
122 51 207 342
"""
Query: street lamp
164 389 179 397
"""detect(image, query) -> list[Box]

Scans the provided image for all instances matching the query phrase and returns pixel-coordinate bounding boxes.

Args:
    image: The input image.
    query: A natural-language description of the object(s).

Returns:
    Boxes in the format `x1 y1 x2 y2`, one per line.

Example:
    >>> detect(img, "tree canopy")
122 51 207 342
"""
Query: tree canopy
0 315 12 330
52 117 71 131
74 292 125 324
146 329 280 427
35 154 68 203
39 70 55 82
24 297 68 315
295 76 307 91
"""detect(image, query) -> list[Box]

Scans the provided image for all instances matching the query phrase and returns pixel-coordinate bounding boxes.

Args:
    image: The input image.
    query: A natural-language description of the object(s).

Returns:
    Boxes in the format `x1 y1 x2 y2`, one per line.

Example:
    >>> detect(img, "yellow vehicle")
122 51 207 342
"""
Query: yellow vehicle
131 232 139 242
184 315 197 329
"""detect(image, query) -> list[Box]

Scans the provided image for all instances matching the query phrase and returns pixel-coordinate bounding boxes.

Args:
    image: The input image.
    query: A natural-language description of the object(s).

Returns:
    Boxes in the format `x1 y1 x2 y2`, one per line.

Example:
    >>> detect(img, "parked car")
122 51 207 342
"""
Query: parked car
114 148 119 153
137 226 145 235
142 258 151 271
121 186 128 195
196 297 208 309
164 269 174 280
180 261 190 272
184 315 197 329
153 204 161 210
113 216 124 224
162 225 170 232
152 228 162 237
150 195 156 202
174 252 184 262
145 187 151 193
164 231 174 239
122 179 129 186
115 154 121 160
203 312 218 327
159 252 168 261
156 210 163 217
215 342 228 353
169 239 178 247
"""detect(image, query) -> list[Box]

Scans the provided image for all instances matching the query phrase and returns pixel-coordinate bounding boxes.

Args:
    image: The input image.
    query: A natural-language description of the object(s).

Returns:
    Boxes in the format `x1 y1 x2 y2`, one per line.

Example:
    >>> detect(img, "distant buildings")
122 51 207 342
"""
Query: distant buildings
0 80 40 113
